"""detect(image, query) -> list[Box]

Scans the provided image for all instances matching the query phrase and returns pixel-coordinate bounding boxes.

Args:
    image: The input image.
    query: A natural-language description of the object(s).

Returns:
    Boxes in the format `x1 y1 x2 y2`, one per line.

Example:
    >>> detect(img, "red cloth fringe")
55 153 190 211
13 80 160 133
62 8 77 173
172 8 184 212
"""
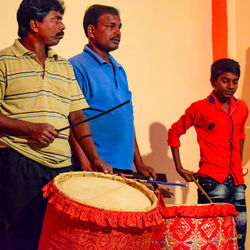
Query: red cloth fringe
162 203 238 218
42 180 164 229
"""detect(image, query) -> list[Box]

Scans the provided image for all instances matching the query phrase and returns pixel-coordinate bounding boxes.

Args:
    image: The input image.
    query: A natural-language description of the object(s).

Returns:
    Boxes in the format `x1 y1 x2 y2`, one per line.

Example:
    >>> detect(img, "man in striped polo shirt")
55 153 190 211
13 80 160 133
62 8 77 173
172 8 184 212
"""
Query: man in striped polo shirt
0 0 112 249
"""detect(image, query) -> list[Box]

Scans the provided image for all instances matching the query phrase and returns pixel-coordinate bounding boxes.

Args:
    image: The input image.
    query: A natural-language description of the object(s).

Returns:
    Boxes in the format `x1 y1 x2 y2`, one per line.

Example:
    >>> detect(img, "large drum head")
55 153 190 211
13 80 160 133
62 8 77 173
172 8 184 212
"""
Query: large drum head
54 171 157 212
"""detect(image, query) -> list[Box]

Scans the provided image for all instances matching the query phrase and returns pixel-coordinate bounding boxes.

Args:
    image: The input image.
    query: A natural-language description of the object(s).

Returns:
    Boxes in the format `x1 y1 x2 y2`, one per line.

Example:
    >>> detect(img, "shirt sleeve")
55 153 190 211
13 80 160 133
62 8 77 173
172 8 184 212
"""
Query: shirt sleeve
0 62 6 106
239 100 249 140
71 64 89 99
167 103 197 147
69 66 89 113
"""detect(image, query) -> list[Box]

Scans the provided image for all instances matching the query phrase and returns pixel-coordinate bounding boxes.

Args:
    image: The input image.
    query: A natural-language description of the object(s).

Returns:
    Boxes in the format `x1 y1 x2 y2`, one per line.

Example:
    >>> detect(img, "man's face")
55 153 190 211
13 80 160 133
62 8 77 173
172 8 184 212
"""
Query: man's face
212 72 239 99
91 13 121 52
35 10 65 47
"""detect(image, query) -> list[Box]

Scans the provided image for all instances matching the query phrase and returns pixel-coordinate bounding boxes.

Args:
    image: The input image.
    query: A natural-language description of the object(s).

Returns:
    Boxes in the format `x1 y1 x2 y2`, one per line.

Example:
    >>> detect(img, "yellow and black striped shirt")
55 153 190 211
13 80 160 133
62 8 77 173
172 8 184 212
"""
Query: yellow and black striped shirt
0 39 88 168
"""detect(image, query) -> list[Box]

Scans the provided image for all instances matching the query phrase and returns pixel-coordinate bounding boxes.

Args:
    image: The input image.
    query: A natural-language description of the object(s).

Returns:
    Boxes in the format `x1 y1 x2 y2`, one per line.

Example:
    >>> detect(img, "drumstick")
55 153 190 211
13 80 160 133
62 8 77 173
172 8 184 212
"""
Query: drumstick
136 179 187 187
191 175 213 204
56 100 130 133
119 173 186 187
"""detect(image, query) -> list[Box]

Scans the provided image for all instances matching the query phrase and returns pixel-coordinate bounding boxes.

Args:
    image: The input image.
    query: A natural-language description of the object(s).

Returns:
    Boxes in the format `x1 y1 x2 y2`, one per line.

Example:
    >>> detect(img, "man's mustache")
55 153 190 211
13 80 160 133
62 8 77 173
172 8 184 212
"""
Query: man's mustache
56 31 64 36
111 35 120 41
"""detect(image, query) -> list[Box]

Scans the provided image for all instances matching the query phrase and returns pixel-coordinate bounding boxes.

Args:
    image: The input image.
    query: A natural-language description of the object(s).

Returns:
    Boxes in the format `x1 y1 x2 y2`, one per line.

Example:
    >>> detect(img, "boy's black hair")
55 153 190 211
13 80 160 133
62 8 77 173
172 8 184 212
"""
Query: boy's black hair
211 58 240 82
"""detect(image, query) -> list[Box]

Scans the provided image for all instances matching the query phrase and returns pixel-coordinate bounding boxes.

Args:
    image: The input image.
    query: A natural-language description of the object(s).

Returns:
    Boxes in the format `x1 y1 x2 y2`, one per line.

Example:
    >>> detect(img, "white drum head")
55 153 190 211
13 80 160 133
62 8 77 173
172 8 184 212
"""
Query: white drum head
55 172 156 212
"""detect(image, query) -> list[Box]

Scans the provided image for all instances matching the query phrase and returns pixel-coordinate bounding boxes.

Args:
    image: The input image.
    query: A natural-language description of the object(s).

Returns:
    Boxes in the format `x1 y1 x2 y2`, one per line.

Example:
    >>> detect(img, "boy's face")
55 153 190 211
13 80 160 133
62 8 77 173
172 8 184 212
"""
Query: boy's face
212 72 239 99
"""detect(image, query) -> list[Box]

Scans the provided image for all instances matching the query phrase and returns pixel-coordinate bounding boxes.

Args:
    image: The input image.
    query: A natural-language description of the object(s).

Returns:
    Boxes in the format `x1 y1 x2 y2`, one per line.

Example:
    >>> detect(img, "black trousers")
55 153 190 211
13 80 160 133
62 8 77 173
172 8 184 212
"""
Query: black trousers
0 149 74 250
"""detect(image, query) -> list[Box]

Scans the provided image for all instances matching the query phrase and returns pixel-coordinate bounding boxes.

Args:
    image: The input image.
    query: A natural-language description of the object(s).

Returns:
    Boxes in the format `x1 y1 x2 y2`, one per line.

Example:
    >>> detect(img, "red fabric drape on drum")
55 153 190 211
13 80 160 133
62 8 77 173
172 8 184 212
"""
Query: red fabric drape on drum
42 180 163 228
39 179 164 250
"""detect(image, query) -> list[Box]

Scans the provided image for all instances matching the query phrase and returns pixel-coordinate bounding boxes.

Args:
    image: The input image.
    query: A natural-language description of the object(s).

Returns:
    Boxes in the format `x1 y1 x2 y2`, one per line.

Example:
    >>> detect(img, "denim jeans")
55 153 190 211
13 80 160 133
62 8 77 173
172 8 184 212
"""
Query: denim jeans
198 174 247 250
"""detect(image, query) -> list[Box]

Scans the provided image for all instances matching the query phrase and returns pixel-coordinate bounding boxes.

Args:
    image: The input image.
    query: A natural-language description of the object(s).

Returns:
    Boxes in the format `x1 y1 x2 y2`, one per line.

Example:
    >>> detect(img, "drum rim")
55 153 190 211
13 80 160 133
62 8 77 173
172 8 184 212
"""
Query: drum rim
161 203 238 218
53 171 158 212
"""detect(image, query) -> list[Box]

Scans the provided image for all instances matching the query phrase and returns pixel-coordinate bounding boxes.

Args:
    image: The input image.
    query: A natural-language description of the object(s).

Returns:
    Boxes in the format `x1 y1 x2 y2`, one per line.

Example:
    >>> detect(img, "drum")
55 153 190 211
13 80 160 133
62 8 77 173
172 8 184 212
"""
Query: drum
151 203 238 250
38 171 163 250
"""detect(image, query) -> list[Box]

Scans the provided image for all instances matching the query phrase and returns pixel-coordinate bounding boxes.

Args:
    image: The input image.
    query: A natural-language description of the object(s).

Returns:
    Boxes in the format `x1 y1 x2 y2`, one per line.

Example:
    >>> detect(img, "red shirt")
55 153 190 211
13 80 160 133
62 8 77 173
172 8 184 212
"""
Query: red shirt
168 93 249 185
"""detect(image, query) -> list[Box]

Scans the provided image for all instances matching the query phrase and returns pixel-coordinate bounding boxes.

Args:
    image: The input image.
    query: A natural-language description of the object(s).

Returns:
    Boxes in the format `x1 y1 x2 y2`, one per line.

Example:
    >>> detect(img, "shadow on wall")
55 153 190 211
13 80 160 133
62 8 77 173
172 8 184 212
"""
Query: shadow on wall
241 47 250 166
142 122 188 204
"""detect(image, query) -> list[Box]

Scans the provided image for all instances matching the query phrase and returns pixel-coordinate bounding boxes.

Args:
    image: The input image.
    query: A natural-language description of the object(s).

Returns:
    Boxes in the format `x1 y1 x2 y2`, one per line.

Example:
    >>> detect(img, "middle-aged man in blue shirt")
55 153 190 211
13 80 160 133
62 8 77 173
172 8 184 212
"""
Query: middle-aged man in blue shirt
69 4 156 179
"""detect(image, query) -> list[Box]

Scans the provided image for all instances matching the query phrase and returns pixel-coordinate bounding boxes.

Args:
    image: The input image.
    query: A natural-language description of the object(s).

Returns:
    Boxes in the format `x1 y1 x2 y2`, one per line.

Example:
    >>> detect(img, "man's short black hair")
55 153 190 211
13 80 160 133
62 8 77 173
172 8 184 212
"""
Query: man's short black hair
83 4 119 37
17 0 65 38
211 58 240 82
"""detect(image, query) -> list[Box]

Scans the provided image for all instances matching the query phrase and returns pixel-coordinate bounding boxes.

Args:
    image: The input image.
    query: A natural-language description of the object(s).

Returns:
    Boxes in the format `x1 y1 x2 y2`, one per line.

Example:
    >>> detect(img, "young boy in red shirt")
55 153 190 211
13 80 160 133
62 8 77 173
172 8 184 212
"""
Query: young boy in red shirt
168 58 248 250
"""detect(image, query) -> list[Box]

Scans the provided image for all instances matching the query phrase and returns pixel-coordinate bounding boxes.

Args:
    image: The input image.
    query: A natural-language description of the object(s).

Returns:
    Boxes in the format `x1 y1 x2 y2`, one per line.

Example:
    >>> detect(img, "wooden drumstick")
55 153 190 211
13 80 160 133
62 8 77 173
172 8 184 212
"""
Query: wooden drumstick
191 175 213 204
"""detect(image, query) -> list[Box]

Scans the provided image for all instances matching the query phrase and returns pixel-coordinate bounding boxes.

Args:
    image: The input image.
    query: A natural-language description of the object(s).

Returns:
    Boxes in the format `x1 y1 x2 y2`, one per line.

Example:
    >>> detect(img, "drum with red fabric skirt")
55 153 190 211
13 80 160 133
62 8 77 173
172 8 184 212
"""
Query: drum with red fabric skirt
38 171 164 250
150 202 238 249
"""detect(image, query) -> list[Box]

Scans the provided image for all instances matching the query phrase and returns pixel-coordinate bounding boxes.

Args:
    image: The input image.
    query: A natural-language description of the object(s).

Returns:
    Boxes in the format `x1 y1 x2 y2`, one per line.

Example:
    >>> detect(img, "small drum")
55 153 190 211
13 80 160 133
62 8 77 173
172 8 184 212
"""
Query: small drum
38 171 163 250
151 203 238 250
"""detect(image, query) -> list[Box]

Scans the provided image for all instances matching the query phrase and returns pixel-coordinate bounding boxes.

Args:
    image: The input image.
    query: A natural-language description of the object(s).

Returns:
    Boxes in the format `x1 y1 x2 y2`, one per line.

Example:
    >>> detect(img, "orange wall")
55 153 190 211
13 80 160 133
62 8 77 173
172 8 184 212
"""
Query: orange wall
231 1 250 248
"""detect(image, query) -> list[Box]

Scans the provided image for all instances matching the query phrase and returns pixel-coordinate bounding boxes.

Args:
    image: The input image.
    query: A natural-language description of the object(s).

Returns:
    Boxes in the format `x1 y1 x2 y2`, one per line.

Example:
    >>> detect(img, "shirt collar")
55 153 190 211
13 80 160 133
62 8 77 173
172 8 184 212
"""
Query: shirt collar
10 39 58 60
208 91 238 107
84 45 122 69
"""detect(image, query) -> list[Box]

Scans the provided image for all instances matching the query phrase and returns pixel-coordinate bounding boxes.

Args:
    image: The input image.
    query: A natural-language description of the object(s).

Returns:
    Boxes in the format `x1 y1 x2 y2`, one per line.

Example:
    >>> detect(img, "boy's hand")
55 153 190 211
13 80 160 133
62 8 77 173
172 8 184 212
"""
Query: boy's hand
177 168 195 182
